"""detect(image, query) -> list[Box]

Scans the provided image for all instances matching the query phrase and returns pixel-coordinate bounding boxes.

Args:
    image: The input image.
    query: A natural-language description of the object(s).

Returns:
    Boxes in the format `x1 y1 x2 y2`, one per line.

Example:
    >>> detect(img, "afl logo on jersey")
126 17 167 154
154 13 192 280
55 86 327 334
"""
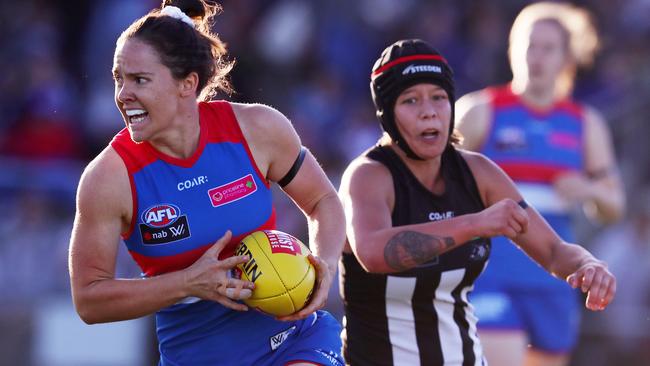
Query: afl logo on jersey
139 204 191 245
142 204 181 227
495 126 527 151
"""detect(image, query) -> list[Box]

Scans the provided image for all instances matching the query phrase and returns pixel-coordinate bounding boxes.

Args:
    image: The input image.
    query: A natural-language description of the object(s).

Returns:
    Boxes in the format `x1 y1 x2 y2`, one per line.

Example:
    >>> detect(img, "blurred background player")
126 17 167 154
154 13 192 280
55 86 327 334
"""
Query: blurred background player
456 2 626 366
68 1 345 365
338 38 616 366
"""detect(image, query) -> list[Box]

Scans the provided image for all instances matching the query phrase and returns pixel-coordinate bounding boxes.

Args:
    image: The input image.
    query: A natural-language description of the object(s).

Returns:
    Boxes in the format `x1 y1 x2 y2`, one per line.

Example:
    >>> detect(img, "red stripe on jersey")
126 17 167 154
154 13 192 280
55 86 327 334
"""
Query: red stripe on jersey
202 101 243 143
489 85 519 108
111 129 158 173
111 131 149 239
130 209 277 277
110 101 245 172
124 171 138 239
498 161 576 183
488 84 584 120
207 102 269 188
554 100 584 120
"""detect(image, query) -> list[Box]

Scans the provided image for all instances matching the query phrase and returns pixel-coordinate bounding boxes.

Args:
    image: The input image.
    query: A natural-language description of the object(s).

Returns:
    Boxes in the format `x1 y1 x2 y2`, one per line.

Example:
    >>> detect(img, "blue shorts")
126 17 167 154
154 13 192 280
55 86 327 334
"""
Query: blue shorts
471 217 581 354
270 311 345 366
157 300 344 366
470 287 580 353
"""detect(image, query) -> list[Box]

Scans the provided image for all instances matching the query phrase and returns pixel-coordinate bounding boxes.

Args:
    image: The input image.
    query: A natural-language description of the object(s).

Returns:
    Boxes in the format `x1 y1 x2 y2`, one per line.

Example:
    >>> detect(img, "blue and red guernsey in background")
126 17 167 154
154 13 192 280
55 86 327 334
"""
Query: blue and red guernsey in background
481 84 584 184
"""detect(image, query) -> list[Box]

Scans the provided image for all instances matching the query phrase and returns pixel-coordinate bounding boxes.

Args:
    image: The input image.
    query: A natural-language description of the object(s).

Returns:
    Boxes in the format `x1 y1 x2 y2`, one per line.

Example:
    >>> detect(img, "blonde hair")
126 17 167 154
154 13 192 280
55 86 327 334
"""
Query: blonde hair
508 2 599 97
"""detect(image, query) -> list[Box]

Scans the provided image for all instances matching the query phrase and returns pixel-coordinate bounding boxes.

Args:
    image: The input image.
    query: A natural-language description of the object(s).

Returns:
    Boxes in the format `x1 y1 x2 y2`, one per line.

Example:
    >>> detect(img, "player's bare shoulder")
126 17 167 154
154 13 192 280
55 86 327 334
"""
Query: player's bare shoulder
340 153 393 199
342 154 389 183
456 89 492 121
230 102 300 178
230 102 298 145
77 146 131 222
457 148 495 175
80 147 129 193
455 89 493 150
458 148 518 202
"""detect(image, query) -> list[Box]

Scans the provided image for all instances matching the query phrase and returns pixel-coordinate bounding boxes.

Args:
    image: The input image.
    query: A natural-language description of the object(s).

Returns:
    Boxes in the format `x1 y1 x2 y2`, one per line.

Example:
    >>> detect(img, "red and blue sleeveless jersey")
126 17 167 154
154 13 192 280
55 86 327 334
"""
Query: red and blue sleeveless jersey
480 84 584 217
111 101 276 277
476 84 585 287
109 102 343 365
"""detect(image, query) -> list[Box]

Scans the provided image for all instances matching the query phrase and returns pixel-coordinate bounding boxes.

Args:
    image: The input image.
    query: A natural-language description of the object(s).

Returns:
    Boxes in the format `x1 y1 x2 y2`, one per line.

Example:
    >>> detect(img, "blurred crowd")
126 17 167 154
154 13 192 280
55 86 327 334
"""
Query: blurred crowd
1 0 649 365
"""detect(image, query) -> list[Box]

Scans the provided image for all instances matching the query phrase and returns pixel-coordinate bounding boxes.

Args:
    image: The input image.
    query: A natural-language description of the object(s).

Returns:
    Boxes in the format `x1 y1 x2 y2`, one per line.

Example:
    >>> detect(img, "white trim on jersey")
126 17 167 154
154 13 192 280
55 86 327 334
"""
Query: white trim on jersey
386 276 419 366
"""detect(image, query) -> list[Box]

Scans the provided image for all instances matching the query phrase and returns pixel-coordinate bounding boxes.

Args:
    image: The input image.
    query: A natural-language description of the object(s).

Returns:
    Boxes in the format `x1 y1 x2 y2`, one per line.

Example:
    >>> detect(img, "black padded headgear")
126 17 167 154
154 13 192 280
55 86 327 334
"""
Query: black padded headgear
370 39 455 160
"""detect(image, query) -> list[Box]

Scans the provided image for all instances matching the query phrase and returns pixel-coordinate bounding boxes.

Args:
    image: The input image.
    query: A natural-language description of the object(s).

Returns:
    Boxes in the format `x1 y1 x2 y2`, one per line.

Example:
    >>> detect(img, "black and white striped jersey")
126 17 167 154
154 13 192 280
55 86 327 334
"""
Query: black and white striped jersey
340 146 490 366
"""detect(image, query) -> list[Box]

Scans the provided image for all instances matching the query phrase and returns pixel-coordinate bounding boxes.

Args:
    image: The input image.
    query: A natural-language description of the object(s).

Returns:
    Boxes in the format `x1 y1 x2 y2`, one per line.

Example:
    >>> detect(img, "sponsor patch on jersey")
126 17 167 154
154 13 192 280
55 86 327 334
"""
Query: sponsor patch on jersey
208 174 257 207
495 126 527 151
270 325 296 351
177 175 208 191
265 231 301 255
139 204 191 244
548 131 580 150
428 210 454 221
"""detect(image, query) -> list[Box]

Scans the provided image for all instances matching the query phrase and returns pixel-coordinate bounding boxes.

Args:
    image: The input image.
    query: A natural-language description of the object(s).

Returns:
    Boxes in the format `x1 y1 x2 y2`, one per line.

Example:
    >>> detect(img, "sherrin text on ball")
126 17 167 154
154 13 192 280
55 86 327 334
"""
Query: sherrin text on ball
234 230 315 316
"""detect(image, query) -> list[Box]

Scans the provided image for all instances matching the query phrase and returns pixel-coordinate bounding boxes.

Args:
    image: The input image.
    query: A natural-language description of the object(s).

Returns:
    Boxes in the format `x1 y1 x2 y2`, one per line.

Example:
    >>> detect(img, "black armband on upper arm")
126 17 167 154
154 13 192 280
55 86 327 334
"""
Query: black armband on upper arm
278 146 307 187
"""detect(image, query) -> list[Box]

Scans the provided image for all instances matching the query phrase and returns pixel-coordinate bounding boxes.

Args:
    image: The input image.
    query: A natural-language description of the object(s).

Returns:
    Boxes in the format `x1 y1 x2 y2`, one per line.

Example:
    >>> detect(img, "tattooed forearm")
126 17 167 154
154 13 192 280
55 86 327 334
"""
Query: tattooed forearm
384 231 456 271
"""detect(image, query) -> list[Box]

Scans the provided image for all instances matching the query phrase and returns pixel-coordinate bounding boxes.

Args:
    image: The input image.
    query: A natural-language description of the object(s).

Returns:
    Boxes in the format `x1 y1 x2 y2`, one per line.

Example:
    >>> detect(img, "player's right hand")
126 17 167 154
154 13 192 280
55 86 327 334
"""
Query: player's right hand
182 230 255 311
473 199 529 239
276 253 331 322
567 259 616 311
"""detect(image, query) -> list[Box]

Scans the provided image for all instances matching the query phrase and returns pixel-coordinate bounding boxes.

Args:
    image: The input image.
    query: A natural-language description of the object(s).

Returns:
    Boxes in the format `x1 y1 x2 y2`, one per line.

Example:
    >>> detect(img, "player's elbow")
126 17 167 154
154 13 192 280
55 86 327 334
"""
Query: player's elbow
357 257 384 273
588 195 626 224
600 207 624 224
351 243 388 273
71 288 105 324
607 196 626 223
74 301 101 325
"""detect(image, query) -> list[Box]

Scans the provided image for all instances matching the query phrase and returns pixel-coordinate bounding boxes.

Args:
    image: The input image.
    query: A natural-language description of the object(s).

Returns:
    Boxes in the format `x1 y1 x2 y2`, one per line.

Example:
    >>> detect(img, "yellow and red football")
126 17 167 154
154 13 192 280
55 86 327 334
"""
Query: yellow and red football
234 230 315 316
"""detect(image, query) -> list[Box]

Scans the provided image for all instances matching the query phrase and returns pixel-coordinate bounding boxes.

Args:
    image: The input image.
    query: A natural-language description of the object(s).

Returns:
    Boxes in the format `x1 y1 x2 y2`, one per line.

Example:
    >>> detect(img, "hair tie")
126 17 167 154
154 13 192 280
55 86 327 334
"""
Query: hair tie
160 6 194 27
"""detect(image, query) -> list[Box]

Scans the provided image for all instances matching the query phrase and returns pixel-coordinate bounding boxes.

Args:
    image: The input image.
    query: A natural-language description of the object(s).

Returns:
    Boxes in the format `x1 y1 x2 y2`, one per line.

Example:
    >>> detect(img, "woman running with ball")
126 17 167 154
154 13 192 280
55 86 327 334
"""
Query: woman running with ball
68 1 345 365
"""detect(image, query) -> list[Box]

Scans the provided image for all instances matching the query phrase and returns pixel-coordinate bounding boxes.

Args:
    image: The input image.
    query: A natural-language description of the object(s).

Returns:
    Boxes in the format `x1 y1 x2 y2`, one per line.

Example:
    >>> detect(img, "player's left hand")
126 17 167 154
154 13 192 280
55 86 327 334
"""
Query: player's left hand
566 260 616 311
276 254 333 322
